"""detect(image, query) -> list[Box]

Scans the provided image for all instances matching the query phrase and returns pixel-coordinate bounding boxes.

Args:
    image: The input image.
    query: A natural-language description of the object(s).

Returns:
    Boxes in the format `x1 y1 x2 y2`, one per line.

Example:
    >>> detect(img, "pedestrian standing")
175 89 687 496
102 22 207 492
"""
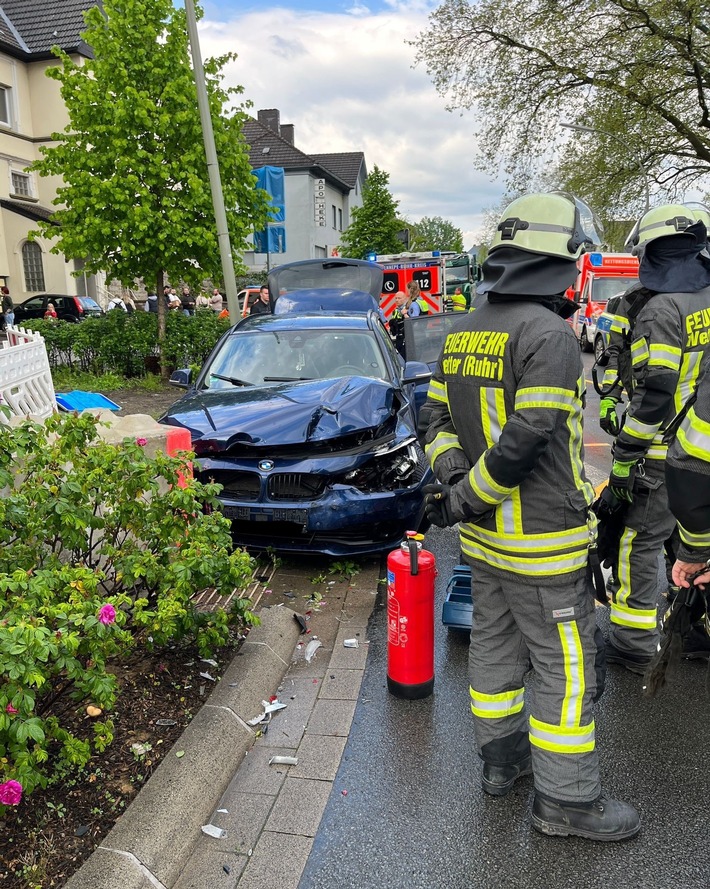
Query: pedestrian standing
195 291 210 310
604 205 710 670
420 192 639 841
210 288 223 313
249 285 271 316
180 285 195 316
1 287 13 329
145 292 159 313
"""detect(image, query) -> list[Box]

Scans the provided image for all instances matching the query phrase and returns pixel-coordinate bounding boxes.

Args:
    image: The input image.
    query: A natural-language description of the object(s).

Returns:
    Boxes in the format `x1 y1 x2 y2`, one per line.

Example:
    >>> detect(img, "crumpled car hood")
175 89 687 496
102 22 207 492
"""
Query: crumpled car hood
162 376 398 448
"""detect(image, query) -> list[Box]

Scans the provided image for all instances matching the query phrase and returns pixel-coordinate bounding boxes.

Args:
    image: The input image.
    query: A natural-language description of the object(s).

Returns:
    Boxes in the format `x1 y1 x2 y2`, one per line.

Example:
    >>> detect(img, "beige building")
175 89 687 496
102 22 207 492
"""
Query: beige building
0 0 105 305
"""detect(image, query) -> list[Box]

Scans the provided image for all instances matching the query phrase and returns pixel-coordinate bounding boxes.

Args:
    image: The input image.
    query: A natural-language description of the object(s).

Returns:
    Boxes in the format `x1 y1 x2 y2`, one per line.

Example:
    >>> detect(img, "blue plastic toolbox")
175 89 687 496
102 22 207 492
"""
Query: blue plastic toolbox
442 563 473 630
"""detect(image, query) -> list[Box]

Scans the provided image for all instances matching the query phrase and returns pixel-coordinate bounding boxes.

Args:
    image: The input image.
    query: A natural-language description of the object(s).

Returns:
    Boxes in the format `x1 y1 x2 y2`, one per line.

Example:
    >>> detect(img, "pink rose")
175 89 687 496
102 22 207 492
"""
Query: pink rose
5 704 18 715
98 604 116 625
0 780 22 805
136 437 148 447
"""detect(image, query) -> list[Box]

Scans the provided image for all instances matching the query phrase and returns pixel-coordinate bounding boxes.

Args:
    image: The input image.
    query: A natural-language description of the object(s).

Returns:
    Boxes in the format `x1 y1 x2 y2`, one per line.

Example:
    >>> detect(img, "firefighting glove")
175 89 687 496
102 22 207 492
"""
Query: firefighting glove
599 397 620 437
609 460 637 503
422 483 457 528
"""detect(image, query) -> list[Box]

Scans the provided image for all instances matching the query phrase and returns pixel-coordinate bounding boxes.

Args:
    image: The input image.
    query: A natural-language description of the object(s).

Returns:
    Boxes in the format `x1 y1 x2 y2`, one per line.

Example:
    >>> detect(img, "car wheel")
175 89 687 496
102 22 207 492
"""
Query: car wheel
580 327 593 353
594 335 606 363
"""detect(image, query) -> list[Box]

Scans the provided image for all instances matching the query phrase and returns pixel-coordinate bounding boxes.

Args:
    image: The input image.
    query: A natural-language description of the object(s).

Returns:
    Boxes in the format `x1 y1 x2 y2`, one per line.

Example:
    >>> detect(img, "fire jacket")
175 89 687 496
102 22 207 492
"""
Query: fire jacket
420 298 595 578
666 363 710 562
612 285 710 466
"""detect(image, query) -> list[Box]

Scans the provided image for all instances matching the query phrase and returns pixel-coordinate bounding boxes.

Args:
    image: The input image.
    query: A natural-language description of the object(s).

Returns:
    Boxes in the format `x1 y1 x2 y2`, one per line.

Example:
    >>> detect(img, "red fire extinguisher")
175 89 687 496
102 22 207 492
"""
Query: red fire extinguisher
387 532 436 699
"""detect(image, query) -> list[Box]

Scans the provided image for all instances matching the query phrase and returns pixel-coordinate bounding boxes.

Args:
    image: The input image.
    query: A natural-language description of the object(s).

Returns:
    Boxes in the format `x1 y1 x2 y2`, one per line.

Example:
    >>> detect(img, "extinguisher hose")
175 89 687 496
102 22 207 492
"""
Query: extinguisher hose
408 539 419 575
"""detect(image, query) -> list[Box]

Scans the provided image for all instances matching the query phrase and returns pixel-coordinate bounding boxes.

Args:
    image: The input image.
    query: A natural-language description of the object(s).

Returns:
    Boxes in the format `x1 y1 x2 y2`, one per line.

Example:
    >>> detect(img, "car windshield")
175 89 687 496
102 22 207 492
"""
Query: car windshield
202 328 388 390
77 297 101 309
591 277 638 303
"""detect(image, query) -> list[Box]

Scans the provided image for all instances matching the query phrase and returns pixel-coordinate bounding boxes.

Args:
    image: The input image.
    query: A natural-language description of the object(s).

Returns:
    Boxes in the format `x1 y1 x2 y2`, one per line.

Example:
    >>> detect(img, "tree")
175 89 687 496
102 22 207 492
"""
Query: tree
410 216 464 252
31 0 269 352
340 166 402 258
416 0 710 216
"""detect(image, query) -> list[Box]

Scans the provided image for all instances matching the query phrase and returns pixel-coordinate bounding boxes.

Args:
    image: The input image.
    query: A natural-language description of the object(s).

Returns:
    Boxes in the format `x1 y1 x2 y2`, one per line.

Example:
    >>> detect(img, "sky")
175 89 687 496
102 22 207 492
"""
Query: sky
194 0 509 249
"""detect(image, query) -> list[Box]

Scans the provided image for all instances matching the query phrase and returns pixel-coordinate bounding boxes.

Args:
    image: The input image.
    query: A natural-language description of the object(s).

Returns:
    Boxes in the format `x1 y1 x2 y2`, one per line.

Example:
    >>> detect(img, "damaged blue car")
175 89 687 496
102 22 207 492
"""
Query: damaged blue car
160 258 435 556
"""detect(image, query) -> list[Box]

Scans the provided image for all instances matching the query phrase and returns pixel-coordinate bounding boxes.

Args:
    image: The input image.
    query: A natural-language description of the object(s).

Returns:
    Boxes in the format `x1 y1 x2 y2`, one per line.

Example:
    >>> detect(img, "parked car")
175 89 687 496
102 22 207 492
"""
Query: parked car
160 258 437 556
592 292 625 363
13 293 103 323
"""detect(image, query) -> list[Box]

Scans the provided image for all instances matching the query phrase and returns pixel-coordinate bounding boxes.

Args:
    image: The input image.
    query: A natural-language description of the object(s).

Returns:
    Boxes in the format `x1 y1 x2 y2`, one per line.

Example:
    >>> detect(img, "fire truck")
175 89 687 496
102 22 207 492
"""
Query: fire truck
374 252 448 318
569 252 640 352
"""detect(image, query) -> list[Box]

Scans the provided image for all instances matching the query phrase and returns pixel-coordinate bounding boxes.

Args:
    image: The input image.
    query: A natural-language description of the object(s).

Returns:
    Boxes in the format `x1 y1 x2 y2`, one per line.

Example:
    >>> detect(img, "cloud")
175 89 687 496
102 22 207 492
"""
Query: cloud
198 5 507 247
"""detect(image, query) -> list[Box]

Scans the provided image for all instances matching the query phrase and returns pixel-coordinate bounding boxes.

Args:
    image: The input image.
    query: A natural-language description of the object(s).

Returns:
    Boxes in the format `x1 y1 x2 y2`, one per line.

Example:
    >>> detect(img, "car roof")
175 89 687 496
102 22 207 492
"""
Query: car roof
233 312 375 332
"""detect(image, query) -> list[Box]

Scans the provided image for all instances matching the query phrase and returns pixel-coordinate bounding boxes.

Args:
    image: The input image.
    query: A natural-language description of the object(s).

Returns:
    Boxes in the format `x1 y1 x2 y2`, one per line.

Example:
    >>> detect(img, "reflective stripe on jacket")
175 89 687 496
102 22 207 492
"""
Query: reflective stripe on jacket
666 363 710 561
613 285 710 464
422 299 595 578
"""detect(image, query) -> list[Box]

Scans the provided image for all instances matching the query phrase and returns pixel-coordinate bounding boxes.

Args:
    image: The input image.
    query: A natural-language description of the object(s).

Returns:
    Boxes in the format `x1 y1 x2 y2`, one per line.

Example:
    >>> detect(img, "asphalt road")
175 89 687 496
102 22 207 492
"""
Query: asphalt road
299 353 710 889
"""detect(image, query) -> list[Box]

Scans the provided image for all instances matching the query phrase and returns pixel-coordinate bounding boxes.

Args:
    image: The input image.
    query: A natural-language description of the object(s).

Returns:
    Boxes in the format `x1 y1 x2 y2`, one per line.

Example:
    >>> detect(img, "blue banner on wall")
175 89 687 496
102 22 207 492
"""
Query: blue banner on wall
253 225 286 254
254 166 286 253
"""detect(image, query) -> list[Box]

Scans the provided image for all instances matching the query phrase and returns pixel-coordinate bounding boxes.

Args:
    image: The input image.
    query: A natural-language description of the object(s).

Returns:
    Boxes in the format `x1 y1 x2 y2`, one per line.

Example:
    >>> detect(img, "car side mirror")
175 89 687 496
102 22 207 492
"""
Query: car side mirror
402 360 432 385
169 368 192 389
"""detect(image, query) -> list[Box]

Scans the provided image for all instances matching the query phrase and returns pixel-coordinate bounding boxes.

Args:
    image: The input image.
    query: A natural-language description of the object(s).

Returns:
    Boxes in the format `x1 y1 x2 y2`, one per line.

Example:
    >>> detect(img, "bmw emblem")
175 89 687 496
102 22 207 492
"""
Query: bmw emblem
259 459 275 472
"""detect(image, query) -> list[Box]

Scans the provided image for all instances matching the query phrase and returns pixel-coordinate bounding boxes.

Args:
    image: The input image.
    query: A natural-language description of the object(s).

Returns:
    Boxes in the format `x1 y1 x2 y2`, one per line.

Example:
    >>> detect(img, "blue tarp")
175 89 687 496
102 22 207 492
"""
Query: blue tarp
254 166 286 254
56 391 121 412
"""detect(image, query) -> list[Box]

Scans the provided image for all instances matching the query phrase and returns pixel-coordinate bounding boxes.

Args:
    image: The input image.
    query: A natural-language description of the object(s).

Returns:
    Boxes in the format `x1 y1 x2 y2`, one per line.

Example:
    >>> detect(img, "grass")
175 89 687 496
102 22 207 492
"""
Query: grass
51 369 167 392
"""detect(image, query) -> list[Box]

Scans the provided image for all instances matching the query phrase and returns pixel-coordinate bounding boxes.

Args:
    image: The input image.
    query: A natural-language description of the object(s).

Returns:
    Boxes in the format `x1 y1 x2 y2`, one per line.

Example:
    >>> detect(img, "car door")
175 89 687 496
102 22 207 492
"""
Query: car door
15 296 46 321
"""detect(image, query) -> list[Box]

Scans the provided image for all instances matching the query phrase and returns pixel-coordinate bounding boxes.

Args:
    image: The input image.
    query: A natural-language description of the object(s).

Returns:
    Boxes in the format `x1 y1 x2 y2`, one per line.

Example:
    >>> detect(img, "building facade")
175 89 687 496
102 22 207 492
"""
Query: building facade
243 109 367 272
0 0 106 305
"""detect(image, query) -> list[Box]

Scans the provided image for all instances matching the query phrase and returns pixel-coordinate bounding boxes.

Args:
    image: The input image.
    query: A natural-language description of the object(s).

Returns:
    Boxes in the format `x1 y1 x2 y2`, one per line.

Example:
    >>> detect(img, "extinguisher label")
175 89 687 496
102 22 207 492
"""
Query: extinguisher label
387 570 408 648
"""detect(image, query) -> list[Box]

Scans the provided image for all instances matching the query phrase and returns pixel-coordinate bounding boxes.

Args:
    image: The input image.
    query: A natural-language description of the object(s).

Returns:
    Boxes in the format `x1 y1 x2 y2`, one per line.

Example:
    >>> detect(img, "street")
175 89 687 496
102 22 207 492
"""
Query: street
299 353 710 889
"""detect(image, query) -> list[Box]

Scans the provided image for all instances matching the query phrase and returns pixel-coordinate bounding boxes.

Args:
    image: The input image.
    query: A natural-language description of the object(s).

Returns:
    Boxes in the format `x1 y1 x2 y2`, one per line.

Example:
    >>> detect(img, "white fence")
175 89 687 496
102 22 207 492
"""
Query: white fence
0 326 57 423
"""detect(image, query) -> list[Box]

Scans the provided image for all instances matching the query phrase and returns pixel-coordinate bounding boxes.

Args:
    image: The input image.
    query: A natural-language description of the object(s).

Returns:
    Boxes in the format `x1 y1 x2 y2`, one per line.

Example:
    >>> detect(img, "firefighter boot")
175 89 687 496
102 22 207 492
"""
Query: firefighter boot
532 793 641 841
481 731 532 797
605 639 652 675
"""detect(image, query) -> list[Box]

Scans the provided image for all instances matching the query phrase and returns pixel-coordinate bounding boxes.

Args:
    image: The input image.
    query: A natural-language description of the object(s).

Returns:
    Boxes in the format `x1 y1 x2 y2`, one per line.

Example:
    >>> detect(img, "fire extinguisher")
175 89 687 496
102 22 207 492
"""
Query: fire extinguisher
387 531 436 699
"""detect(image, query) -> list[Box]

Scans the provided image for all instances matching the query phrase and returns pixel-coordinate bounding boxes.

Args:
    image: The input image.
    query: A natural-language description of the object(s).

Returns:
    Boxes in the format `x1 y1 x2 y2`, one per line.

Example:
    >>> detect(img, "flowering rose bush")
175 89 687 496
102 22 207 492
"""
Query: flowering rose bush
0 411 257 803
0 779 22 805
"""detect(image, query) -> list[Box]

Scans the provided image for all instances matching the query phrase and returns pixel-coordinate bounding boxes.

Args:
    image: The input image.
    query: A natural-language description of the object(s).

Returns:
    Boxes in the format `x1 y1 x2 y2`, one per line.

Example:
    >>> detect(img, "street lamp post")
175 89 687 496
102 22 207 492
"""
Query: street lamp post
183 0 240 323
560 121 651 212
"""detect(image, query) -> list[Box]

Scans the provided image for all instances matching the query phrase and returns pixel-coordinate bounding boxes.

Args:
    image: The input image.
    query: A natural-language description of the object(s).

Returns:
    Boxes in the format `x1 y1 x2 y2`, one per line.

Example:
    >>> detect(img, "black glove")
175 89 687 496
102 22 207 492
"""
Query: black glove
422 483 458 528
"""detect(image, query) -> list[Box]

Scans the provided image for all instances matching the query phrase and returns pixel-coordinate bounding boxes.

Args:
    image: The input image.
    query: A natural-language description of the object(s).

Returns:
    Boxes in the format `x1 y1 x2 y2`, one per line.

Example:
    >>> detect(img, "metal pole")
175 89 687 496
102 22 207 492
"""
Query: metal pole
184 0 240 323
560 122 650 212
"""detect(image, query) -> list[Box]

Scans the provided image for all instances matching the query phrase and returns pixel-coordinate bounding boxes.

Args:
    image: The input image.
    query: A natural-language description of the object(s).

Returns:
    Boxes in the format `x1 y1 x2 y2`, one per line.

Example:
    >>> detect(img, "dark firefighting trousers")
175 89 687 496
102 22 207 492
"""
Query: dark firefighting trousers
609 460 676 658
468 561 602 803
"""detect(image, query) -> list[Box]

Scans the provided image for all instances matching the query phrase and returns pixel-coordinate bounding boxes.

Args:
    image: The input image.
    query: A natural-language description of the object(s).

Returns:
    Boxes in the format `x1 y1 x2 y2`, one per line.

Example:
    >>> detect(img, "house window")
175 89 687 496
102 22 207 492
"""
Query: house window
22 241 45 291
11 171 32 198
338 208 343 231
0 87 10 126
332 205 337 228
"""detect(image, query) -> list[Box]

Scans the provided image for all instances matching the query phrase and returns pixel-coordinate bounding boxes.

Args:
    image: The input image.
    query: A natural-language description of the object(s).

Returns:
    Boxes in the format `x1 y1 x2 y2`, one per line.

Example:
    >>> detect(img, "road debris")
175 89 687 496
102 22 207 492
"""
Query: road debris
305 639 322 663
269 755 298 766
201 824 226 839
343 638 359 648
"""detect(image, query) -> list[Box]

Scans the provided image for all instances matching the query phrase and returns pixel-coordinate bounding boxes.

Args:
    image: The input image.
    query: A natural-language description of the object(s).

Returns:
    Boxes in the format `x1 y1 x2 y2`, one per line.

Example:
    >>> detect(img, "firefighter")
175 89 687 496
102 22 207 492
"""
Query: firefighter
451 286 468 312
666 361 710 590
605 205 710 671
420 192 640 841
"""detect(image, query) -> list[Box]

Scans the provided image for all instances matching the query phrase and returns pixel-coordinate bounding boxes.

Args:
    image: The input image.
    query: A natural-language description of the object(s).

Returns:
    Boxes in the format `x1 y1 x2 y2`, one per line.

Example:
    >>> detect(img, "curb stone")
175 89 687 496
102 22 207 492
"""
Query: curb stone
63 606 302 889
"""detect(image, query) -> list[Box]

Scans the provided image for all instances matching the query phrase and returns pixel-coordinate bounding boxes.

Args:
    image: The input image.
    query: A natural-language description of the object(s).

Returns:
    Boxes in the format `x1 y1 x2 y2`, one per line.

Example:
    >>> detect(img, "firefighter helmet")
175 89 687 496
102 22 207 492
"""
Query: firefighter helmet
489 192 601 261
683 202 710 233
625 204 695 255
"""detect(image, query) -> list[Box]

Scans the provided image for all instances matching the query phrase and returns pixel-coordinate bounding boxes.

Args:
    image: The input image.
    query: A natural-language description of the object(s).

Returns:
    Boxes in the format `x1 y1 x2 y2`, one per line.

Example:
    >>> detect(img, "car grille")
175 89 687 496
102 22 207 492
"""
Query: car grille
200 470 261 501
267 473 327 501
